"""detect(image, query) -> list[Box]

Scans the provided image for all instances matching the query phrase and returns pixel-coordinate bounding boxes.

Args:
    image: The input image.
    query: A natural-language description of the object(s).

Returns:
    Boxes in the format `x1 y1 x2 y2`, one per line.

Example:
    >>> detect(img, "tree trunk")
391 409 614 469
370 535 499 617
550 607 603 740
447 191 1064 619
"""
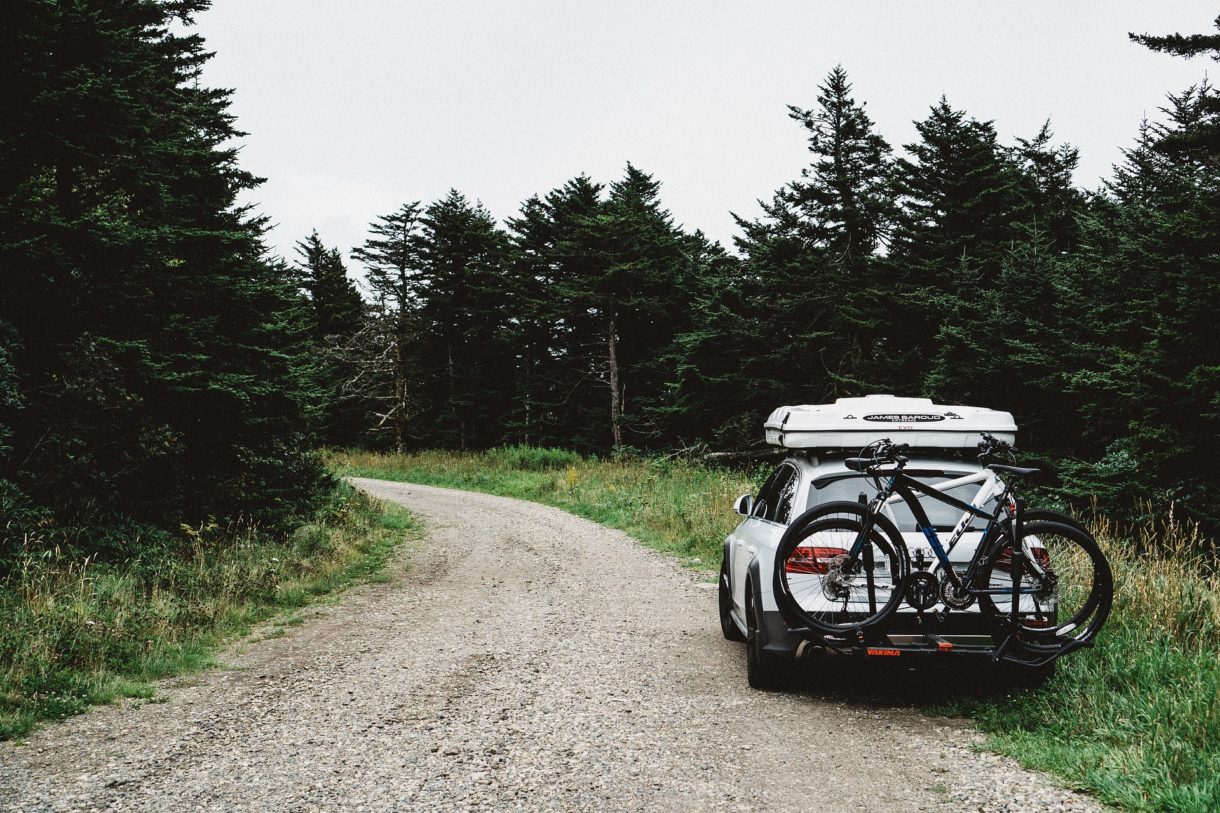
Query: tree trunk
606 310 624 450
393 336 407 454
523 344 533 445
448 339 464 450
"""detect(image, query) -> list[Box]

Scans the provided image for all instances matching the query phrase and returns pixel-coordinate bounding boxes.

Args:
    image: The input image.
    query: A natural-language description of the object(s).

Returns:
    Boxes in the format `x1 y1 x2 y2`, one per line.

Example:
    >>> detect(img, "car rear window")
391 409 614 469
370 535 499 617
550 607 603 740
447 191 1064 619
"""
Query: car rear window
807 472 991 532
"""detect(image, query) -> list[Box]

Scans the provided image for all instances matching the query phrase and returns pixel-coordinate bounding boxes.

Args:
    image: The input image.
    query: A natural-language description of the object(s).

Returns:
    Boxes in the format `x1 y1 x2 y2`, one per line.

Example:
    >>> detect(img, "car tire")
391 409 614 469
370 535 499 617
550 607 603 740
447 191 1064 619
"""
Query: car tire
745 580 788 691
719 558 746 642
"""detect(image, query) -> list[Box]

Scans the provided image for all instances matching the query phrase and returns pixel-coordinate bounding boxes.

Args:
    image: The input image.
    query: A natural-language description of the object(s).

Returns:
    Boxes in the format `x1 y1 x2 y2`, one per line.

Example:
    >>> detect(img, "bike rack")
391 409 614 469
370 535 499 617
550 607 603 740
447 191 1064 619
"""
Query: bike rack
790 626 1092 667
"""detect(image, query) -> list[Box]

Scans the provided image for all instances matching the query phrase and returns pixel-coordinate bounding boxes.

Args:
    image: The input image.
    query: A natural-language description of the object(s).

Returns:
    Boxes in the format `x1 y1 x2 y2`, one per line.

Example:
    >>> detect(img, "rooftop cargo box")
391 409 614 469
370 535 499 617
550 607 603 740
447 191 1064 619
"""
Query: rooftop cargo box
764 394 1016 450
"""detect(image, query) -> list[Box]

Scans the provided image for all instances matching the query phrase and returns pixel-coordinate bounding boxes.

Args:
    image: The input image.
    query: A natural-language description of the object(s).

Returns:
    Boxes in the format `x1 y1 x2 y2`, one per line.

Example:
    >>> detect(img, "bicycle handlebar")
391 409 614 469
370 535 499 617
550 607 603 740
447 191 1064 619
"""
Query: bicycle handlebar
977 432 1018 461
858 438 910 468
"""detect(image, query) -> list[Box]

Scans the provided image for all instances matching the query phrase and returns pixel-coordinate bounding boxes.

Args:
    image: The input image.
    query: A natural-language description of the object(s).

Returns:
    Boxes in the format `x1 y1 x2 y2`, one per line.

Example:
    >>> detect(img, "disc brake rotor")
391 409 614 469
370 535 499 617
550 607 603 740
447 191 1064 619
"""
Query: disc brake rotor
940 573 975 610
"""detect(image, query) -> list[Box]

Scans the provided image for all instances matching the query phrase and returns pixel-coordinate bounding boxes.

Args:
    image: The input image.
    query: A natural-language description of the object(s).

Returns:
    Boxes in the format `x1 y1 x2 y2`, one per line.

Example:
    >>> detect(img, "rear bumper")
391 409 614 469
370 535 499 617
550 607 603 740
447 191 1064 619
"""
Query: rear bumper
758 609 1079 667
761 609 992 654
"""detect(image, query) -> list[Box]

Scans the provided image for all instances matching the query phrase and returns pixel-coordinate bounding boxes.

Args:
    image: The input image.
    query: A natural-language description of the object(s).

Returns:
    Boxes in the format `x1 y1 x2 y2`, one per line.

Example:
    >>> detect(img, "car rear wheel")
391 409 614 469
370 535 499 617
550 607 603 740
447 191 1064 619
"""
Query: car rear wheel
719 557 746 642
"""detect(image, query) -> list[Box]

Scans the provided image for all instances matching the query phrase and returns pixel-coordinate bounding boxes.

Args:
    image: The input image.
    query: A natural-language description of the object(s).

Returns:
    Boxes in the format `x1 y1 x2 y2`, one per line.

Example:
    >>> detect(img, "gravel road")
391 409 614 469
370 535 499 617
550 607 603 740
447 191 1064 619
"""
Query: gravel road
0 479 1106 812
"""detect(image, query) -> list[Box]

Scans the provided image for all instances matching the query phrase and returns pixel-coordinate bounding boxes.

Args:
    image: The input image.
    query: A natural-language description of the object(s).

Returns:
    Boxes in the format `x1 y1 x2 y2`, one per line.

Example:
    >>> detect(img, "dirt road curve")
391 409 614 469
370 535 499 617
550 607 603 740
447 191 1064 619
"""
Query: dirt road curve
0 479 1104 813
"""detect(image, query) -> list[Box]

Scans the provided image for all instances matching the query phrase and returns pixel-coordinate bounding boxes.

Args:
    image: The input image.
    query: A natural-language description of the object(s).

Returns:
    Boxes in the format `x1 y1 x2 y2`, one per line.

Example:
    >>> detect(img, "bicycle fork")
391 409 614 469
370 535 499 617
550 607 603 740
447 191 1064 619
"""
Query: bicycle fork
1007 497 1025 628
844 488 895 616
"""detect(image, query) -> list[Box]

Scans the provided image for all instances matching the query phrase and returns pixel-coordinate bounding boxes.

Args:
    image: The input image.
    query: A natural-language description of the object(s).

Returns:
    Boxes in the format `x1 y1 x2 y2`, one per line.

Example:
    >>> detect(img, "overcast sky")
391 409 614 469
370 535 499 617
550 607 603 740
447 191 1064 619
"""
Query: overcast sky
197 1 1216 266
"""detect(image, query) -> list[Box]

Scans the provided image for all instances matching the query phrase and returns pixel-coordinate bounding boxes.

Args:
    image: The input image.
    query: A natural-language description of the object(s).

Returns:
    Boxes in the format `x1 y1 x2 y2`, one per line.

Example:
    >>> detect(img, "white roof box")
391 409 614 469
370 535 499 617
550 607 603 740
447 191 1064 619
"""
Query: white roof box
764 394 1016 450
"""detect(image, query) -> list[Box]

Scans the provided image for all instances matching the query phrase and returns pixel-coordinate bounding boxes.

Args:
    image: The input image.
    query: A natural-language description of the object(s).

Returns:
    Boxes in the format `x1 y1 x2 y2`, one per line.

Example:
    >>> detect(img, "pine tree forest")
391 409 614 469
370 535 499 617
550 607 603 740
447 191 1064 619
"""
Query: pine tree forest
3 3 1220 562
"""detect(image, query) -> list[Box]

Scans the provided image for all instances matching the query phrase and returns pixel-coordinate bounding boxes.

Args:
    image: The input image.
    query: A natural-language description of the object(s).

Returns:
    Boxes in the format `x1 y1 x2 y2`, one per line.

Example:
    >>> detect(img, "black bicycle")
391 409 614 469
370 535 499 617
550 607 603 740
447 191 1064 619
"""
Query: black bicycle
772 435 1113 653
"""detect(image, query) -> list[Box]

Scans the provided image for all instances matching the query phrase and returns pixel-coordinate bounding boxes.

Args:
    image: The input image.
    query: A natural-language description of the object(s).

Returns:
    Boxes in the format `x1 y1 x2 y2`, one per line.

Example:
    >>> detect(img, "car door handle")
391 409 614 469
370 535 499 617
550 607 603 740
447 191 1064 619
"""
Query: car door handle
734 538 746 547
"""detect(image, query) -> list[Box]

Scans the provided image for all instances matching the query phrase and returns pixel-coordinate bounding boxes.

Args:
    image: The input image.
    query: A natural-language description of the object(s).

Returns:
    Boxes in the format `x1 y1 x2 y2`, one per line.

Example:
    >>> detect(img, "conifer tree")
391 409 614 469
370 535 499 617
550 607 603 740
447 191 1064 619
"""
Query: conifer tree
413 191 512 449
1011 122 1085 249
502 195 563 446
1131 15 1220 162
350 203 426 452
1052 91 1220 522
727 67 896 414
297 231 365 341
295 231 366 444
0 0 326 541
505 169 695 451
507 176 610 451
880 98 1028 392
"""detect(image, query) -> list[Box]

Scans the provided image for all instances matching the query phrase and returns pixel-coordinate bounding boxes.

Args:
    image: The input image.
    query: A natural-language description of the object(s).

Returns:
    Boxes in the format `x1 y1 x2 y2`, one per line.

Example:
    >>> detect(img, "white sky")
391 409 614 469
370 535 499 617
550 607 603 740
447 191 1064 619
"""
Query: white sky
196 1 1216 265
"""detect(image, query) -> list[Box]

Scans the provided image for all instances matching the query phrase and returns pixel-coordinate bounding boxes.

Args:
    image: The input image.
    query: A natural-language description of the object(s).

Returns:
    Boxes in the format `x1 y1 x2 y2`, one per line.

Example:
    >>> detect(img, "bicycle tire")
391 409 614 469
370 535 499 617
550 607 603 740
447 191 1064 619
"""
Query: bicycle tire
773 501 909 635
1021 508 1088 534
976 520 1112 644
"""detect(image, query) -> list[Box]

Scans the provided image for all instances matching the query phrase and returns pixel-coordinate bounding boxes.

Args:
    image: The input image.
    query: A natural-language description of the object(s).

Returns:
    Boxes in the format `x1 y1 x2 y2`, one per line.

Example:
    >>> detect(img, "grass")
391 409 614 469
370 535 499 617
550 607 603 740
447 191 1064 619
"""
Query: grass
0 483 419 740
944 511 1220 813
333 446 1220 813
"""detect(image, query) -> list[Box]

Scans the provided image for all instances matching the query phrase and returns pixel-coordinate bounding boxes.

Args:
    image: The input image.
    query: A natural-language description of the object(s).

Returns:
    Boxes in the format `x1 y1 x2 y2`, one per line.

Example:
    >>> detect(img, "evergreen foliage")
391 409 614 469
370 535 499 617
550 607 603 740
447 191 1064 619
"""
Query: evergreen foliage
413 191 513 449
1130 14 1220 162
295 231 366 444
503 168 694 451
5 4 1220 548
327 59 1219 533
347 203 426 452
0 0 327 558
705 67 896 437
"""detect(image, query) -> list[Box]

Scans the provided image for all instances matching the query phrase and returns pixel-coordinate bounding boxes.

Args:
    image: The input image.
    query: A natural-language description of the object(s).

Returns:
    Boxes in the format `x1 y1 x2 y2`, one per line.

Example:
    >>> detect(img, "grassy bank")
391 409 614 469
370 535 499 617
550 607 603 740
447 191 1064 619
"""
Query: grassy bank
0 484 418 740
334 447 1219 813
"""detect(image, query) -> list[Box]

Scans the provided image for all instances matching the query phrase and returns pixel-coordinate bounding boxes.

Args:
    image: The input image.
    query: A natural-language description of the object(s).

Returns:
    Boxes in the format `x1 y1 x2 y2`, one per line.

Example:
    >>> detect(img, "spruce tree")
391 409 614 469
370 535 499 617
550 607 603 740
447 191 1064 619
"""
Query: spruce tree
0 0 326 542
506 176 609 451
726 67 896 419
350 203 426 452
1053 91 1220 523
297 231 364 341
295 231 366 444
505 168 696 452
880 98 1028 393
413 191 512 449
1011 122 1085 249
1130 14 1220 162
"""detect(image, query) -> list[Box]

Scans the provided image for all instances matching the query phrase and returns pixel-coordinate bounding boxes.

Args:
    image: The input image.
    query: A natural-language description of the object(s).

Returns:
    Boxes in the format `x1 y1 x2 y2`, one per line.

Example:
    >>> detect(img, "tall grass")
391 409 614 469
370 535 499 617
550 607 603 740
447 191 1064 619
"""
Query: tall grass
0 485 417 740
954 511 1220 813
334 447 1219 813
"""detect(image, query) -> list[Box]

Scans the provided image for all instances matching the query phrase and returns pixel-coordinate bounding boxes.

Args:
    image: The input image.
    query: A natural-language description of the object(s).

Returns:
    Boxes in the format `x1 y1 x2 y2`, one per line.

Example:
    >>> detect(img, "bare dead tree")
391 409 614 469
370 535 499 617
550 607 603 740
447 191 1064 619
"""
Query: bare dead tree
325 304 419 453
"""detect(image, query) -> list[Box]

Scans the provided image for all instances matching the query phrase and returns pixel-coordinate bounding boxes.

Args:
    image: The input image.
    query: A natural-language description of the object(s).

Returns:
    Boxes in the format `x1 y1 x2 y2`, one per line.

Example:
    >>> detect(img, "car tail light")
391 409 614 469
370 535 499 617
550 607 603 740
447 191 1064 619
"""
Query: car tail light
785 546 848 575
995 545 1050 573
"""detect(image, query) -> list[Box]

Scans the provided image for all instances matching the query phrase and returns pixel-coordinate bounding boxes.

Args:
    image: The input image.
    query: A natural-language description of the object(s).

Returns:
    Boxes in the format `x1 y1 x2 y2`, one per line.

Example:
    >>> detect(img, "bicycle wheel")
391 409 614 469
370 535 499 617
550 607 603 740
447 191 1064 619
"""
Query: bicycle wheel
774 501 908 635
976 520 1112 643
1022 508 1088 534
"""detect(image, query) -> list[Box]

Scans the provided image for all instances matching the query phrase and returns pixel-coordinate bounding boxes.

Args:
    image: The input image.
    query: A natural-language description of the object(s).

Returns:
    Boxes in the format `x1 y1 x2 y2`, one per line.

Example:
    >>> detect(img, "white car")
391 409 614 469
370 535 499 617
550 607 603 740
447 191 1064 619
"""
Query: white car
719 452 1007 688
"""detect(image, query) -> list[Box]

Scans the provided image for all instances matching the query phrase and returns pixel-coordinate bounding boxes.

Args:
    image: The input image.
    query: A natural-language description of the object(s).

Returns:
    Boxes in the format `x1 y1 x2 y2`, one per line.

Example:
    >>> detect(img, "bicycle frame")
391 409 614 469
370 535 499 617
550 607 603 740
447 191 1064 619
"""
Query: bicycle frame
848 466 1038 604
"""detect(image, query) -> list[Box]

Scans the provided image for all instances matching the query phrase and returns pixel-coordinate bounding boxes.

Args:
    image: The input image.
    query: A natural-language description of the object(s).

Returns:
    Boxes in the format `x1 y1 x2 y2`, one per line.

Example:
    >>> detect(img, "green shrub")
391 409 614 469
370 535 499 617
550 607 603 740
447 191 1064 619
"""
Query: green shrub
0 485 416 740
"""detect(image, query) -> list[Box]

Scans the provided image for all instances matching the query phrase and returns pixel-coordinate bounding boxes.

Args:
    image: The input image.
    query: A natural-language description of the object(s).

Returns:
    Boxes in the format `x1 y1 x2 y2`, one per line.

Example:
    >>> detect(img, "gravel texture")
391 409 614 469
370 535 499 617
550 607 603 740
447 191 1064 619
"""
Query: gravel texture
0 479 1107 812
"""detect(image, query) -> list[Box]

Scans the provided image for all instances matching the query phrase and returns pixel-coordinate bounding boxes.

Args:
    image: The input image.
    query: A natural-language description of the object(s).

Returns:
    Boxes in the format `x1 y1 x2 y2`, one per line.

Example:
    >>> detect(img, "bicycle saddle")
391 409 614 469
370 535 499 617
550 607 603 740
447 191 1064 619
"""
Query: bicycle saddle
844 457 872 472
987 463 1041 477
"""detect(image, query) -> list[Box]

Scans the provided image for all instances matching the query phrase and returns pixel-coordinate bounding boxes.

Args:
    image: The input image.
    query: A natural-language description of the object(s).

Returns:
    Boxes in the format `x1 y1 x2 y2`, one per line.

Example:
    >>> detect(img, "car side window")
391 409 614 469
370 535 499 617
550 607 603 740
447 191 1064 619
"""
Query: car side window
773 465 799 525
751 468 781 519
755 464 797 523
